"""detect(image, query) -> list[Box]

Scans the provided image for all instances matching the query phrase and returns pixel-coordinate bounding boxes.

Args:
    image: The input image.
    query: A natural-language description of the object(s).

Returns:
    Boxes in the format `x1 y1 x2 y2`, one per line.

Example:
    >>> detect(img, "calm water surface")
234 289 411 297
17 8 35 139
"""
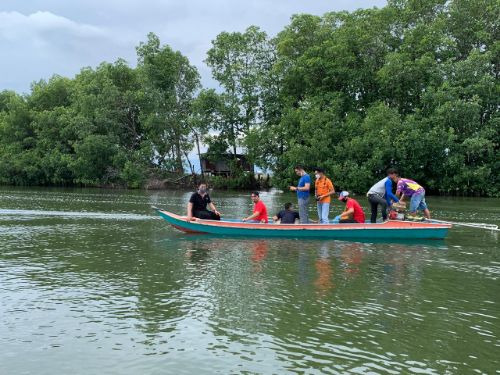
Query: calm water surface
0 187 499 374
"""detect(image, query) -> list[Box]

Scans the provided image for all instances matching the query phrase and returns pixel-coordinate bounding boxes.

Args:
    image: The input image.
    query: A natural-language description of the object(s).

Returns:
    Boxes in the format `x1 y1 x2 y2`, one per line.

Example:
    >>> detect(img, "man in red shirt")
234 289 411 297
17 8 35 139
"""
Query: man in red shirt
242 191 268 223
338 191 365 224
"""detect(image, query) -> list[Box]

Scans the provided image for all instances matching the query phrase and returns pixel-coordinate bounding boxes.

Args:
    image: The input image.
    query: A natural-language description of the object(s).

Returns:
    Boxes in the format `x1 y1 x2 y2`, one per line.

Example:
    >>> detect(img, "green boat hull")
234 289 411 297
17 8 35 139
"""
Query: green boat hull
156 209 450 240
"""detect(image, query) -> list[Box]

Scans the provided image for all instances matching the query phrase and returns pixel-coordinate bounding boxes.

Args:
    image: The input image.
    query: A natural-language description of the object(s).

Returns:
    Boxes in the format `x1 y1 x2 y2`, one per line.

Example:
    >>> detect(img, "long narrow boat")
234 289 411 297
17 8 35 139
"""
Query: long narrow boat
155 209 451 240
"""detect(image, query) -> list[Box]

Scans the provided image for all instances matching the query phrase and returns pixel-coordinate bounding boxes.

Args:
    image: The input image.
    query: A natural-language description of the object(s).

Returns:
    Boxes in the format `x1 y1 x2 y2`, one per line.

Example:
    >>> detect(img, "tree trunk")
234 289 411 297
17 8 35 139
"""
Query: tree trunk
175 139 184 173
194 133 204 182
231 123 237 155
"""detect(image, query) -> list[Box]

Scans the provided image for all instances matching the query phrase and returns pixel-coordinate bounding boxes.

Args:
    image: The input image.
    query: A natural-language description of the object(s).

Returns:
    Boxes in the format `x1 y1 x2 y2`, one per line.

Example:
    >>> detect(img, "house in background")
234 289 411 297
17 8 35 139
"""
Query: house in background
200 153 253 176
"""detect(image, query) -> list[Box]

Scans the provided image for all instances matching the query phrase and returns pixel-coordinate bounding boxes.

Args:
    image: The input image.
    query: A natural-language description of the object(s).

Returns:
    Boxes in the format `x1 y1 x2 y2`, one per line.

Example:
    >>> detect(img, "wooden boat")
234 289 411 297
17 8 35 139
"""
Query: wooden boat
155 209 451 240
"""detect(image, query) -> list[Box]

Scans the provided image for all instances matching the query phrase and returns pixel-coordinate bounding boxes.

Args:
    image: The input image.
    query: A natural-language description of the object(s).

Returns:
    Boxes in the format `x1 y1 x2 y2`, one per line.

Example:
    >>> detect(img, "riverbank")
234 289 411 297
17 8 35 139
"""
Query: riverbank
0 172 273 191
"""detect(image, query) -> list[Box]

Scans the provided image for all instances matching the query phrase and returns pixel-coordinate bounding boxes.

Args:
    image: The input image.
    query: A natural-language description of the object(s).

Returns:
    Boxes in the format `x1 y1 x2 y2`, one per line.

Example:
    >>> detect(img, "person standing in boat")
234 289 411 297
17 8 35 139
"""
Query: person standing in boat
289 165 311 223
337 191 366 223
390 173 431 219
314 168 335 224
366 168 400 223
242 191 268 223
273 202 300 224
186 183 221 221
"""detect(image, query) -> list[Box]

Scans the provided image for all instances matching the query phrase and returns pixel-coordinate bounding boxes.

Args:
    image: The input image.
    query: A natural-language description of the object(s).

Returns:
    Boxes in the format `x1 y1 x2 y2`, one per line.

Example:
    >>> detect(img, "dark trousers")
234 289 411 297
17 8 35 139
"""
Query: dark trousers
339 218 358 223
367 194 388 223
193 210 220 220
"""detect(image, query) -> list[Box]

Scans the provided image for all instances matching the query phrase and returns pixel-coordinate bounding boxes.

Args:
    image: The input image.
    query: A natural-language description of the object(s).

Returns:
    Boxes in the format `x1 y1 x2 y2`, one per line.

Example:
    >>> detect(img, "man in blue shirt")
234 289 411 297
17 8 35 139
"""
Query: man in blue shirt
289 165 311 223
366 168 400 223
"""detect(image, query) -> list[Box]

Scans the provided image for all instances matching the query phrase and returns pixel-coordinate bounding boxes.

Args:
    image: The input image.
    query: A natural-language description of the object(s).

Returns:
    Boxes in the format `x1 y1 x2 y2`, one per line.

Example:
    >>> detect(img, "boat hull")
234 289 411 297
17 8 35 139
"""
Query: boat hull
155 210 451 240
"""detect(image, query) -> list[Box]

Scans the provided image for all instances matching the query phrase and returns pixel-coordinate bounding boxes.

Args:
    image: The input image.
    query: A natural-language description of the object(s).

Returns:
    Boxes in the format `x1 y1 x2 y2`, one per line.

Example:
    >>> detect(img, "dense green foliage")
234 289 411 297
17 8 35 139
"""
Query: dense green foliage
0 0 498 194
242 0 499 196
0 34 201 188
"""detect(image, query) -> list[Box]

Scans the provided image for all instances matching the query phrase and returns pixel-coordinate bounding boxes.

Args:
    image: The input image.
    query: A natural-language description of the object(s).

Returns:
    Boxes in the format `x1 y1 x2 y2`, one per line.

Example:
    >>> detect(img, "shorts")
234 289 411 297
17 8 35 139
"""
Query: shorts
410 193 428 212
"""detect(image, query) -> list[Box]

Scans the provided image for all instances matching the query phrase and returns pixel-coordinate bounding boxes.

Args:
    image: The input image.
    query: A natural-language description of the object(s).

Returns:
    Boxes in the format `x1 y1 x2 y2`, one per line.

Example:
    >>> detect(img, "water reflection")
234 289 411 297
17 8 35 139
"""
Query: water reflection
340 242 364 276
314 245 334 296
170 236 445 313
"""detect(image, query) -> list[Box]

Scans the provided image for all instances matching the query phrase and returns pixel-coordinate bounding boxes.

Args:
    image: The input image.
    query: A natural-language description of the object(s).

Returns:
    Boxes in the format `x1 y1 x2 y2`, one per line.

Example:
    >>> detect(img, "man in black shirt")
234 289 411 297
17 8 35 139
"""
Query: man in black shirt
186 183 221 221
273 202 300 224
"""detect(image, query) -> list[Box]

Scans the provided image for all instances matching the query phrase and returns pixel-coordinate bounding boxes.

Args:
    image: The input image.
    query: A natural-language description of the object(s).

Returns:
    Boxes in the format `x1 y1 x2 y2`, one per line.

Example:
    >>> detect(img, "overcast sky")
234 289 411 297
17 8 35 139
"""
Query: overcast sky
0 0 386 94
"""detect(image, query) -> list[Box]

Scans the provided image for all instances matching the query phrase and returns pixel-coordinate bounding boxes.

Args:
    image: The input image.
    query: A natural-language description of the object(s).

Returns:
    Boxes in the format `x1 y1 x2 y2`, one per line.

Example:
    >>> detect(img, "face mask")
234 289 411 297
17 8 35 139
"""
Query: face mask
315 174 320 180
198 188 207 194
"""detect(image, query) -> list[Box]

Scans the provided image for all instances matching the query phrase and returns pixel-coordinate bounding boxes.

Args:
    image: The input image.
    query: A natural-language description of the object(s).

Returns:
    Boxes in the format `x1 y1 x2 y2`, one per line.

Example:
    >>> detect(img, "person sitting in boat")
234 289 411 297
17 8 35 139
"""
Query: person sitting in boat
272 202 300 224
337 191 366 223
186 183 221 221
390 173 431 219
242 191 268 223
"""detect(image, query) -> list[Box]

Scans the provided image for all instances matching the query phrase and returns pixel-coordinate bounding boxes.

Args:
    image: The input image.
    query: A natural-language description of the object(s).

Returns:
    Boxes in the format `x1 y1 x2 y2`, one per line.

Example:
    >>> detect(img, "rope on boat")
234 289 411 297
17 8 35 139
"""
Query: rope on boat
429 219 500 231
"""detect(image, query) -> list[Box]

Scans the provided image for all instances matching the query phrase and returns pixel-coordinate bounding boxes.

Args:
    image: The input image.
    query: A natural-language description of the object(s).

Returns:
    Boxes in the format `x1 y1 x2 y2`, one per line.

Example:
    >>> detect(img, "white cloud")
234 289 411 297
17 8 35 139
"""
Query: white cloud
0 1 386 93
0 11 105 40
0 10 135 91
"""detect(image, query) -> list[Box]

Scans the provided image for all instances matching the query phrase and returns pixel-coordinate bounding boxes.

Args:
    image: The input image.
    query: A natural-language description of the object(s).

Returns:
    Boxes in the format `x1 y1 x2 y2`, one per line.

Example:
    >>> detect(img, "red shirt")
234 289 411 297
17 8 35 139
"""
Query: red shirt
253 200 268 223
346 198 365 223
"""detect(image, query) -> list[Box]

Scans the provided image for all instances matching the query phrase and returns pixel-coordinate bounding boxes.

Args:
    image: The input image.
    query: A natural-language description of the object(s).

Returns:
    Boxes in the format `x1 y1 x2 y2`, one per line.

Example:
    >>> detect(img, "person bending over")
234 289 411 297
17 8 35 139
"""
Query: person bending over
390 173 431 219
338 191 366 224
366 168 400 223
273 202 300 224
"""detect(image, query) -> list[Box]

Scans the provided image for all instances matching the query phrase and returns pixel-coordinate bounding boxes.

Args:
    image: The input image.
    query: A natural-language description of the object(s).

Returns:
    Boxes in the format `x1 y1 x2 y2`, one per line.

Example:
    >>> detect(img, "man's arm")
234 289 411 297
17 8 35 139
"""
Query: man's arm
344 207 354 215
385 179 399 205
187 202 194 220
299 182 310 191
290 182 310 192
341 207 354 219
243 211 260 221
209 202 220 216
319 190 335 200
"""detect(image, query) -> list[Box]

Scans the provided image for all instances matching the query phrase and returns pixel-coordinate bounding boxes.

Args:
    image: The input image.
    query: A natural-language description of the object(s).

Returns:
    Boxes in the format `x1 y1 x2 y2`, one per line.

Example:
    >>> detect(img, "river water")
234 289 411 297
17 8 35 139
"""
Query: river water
0 187 499 374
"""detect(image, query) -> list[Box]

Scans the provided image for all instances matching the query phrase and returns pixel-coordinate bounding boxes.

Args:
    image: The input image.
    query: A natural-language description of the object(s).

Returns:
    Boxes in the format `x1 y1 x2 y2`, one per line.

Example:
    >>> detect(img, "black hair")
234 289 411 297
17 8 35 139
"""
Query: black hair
386 168 398 175
314 167 325 173
294 165 304 170
251 191 260 197
285 202 293 210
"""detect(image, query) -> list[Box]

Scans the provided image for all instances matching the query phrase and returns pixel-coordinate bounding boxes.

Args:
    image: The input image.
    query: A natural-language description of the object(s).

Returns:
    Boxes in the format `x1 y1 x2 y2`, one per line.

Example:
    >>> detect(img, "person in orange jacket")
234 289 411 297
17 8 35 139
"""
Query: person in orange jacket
314 168 335 224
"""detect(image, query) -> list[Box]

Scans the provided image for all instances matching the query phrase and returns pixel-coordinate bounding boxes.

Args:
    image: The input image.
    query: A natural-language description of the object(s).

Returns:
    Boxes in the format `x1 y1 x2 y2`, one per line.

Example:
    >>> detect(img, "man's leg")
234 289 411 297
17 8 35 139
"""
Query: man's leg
418 196 431 219
379 197 388 221
298 197 309 224
368 195 378 223
194 210 219 220
209 211 221 220
317 202 328 223
317 202 322 223
409 194 423 216
339 218 357 223
368 194 387 222
321 203 330 223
